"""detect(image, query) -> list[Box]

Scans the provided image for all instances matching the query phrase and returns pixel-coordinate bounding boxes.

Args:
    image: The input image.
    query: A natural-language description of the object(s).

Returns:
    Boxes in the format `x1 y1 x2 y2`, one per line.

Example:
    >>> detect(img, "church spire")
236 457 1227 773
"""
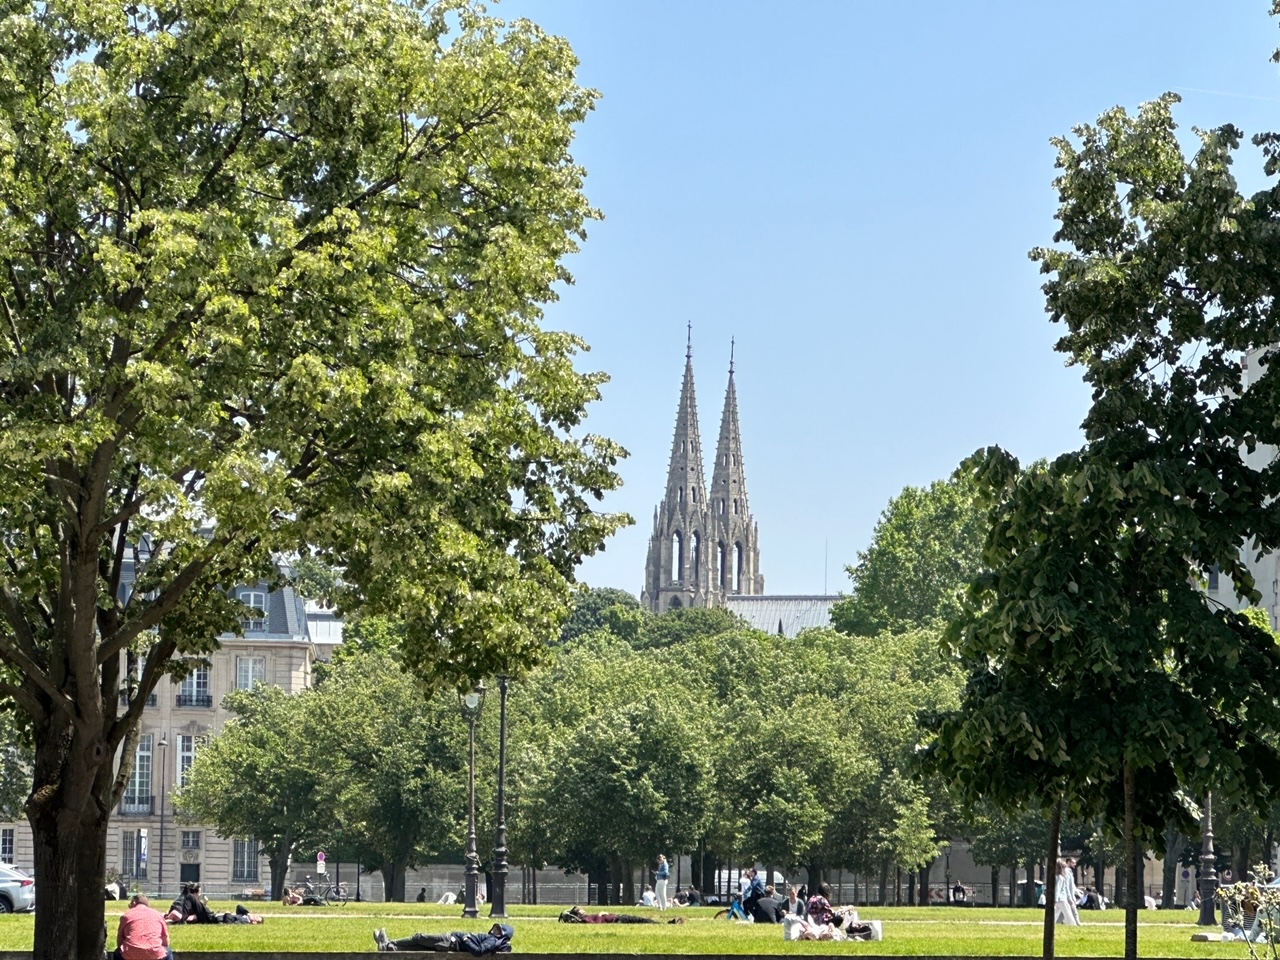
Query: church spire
641 332 713 612
710 344 763 597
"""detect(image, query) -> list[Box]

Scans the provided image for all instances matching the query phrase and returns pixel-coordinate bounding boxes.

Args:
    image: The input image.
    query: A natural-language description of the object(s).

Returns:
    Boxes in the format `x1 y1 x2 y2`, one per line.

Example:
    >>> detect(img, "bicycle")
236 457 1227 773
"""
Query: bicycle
302 875 351 905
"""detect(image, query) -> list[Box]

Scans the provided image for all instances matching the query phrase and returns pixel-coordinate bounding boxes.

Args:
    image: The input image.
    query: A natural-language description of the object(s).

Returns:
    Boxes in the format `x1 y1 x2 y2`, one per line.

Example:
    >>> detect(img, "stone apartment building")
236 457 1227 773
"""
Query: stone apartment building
0 570 337 896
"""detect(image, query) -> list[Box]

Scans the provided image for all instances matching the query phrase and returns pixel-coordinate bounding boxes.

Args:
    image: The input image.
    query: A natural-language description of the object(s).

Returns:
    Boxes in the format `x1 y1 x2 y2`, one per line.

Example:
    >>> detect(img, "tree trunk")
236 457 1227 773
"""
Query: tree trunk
919 857 931 905
879 861 889 905
1043 798 1062 960
622 858 635 907
895 866 902 906
532 866 538 905
1161 824 1183 910
267 845 292 901
378 861 406 902
990 865 999 907
1123 758 1138 960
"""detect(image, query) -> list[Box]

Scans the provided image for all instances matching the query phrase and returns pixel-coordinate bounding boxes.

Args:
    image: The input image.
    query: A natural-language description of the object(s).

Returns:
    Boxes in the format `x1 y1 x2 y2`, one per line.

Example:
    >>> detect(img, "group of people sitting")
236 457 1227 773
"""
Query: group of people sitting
716 872 878 941
637 885 702 907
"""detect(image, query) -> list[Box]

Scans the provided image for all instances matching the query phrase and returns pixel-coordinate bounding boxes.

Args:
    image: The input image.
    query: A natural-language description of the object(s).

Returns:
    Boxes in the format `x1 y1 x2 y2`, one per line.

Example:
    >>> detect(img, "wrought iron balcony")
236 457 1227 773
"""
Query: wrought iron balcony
175 692 213 708
119 795 155 816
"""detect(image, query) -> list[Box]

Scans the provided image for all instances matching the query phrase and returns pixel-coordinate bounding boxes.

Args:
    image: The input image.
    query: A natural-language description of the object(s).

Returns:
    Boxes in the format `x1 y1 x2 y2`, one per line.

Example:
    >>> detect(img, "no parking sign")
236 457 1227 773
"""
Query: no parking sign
317 850 327 875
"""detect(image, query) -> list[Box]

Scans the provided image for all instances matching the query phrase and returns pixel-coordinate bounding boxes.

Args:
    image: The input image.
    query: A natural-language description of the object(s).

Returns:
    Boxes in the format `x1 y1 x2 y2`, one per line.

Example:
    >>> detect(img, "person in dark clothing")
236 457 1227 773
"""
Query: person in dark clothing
375 923 514 953
559 906 685 925
416 887 428 903
751 891 783 924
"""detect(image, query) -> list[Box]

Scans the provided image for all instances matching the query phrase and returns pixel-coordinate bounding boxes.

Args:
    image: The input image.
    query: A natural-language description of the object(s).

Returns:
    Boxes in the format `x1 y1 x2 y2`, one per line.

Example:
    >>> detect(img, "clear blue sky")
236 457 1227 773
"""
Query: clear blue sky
494 0 1280 597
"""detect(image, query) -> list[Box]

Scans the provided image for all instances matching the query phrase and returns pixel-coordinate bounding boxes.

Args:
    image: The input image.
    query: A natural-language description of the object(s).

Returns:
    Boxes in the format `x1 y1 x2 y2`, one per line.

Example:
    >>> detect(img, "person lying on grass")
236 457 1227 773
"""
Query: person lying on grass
559 906 685 924
374 922 513 953
163 885 264 925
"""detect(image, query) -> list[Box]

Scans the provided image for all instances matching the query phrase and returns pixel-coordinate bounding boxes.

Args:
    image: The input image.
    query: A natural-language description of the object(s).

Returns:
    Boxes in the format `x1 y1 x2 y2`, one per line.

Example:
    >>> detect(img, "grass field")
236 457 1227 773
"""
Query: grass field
0 903 1256 955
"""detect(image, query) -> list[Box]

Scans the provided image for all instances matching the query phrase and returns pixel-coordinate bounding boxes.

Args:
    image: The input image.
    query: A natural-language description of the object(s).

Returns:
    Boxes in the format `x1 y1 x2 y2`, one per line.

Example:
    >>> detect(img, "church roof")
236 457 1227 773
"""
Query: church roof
724 595 839 638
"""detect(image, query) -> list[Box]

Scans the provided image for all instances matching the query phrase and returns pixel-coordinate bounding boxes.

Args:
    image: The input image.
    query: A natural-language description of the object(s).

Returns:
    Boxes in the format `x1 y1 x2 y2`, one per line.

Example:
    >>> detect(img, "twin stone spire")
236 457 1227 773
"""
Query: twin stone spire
642 335 763 612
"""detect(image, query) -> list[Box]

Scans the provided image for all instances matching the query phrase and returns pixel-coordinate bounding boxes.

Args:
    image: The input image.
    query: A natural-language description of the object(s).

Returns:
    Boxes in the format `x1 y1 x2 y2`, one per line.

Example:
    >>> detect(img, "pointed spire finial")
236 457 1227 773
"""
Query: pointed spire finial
729 337 735 375
686 321 693 360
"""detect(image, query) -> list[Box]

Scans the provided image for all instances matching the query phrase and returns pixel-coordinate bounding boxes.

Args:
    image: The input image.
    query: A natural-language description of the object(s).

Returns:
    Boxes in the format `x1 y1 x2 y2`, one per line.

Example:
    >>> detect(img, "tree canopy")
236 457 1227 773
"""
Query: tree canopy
0 0 624 955
832 476 985 637
927 92 1280 959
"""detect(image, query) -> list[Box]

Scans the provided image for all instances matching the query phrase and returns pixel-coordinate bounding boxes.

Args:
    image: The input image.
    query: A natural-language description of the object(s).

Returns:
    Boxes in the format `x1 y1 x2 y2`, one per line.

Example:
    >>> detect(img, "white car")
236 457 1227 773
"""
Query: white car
0 865 35 913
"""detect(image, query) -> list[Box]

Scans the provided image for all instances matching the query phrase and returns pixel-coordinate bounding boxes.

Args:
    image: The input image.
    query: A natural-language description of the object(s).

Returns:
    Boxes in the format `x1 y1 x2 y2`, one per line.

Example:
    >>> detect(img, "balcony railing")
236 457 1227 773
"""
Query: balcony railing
176 692 213 708
119 795 155 816
118 692 157 707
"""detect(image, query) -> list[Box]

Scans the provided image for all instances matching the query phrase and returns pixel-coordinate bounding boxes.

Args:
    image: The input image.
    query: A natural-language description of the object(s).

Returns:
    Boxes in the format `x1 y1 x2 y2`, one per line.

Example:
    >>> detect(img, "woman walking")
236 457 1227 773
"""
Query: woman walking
655 855 671 911
1054 858 1080 925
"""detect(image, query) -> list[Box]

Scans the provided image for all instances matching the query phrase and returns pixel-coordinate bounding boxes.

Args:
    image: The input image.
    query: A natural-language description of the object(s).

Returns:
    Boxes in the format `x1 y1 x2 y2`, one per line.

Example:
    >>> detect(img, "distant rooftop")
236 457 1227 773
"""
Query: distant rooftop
724 595 840 638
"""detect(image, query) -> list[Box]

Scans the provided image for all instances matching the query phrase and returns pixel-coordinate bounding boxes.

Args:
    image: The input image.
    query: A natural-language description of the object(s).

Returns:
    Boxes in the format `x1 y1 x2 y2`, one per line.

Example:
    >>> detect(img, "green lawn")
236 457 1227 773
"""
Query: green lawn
0 903 1254 955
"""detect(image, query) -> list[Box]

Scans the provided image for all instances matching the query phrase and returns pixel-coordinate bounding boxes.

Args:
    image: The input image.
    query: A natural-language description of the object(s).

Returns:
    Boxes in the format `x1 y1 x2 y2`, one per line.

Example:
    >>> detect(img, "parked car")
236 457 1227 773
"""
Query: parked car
0 865 35 913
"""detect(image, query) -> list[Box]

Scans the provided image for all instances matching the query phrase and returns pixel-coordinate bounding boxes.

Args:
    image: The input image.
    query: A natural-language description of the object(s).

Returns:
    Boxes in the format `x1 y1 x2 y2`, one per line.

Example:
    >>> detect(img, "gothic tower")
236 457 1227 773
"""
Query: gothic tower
642 332 715 613
709 343 764 599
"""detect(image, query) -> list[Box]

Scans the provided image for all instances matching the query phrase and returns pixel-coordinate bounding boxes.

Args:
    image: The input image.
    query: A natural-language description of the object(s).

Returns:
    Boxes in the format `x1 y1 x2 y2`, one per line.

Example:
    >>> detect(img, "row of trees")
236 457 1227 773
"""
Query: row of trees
176 596 964 902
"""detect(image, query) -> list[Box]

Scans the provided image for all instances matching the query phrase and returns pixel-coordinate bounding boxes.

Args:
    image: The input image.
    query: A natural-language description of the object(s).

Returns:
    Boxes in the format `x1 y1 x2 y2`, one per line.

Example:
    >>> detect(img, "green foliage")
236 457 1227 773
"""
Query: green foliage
178 650 468 901
0 709 31 819
0 0 625 949
308 652 468 900
832 476 986 637
558 587 642 644
175 686 325 899
928 90 1280 958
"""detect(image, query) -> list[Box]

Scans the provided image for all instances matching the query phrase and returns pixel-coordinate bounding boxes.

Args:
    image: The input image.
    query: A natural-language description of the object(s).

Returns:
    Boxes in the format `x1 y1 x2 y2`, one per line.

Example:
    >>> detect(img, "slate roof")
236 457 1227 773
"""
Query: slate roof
724 595 840 638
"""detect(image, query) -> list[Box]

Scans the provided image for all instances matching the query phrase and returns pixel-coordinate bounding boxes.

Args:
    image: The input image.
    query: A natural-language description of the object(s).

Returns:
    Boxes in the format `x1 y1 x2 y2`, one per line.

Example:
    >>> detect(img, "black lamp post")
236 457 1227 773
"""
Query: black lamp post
157 736 168 895
1198 793 1218 926
459 683 486 919
490 675 510 918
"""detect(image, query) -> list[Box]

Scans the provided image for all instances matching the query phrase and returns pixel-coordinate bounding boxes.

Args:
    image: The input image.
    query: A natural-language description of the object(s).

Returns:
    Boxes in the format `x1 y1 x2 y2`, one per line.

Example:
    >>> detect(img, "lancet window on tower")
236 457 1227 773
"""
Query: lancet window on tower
671 531 684 583
718 542 727 590
735 542 744 593
691 532 701 584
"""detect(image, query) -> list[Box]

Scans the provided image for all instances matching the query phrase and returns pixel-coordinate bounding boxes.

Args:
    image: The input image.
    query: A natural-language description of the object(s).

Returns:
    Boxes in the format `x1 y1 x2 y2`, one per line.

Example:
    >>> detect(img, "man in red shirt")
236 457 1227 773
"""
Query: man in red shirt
114 893 172 960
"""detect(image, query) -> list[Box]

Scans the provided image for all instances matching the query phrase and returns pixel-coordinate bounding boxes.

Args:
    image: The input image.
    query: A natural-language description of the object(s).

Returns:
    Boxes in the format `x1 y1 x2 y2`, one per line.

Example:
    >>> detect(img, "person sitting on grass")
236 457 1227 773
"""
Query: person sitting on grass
750 886 783 924
113 893 172 960
374 922 514 953
281 887 304 906
639 884 657 907
806 882 850 929
559 906 686 925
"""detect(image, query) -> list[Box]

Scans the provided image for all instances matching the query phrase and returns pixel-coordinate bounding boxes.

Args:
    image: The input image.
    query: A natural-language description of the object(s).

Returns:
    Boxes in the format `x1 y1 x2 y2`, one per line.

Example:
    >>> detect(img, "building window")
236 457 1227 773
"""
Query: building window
232 838 259 882
121 828 148 879
236 656 266 691
177 667 212 708
178 735 201 787
691 531 701 585
1208 565 1220 592
670 531 683 583
0 828 13 864
735 542 744 594
181 831 201 850
122 735 153 813
239 590 267 631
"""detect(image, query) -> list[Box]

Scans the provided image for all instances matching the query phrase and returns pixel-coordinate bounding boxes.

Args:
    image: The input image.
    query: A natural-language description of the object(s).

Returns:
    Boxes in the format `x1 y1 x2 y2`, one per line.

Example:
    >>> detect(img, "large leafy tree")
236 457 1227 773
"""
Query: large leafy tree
307 651 468 901
832 476 985 637
175 685 328 900
929 92 1280 959
0 0 625 955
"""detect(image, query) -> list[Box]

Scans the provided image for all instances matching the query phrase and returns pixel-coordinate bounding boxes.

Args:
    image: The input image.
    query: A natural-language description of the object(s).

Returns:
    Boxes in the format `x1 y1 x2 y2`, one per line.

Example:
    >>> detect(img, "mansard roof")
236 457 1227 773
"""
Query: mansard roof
723 595 838 637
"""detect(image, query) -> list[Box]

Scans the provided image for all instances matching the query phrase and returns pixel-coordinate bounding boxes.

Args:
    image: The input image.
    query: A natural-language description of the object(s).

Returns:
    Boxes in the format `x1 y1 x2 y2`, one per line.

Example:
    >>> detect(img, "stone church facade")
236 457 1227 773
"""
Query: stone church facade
641 337 764 612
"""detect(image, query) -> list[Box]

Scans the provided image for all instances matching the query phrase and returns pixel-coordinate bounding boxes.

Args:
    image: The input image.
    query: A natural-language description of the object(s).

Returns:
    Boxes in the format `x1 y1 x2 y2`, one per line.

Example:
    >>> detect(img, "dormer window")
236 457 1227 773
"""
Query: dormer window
239 590 267 631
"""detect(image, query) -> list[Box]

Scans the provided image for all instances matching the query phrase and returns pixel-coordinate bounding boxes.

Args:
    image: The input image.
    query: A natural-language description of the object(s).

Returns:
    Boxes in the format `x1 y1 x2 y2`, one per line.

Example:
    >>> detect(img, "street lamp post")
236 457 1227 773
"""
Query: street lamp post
157 736 168 895
459 683 486 919
490 675 510 918
1198 793 1218 926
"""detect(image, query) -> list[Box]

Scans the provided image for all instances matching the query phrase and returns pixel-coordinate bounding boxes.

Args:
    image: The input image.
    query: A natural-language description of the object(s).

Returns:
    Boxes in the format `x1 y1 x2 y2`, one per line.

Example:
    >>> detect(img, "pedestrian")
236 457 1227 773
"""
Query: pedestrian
1053 858 1079 926
655 854 670 911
